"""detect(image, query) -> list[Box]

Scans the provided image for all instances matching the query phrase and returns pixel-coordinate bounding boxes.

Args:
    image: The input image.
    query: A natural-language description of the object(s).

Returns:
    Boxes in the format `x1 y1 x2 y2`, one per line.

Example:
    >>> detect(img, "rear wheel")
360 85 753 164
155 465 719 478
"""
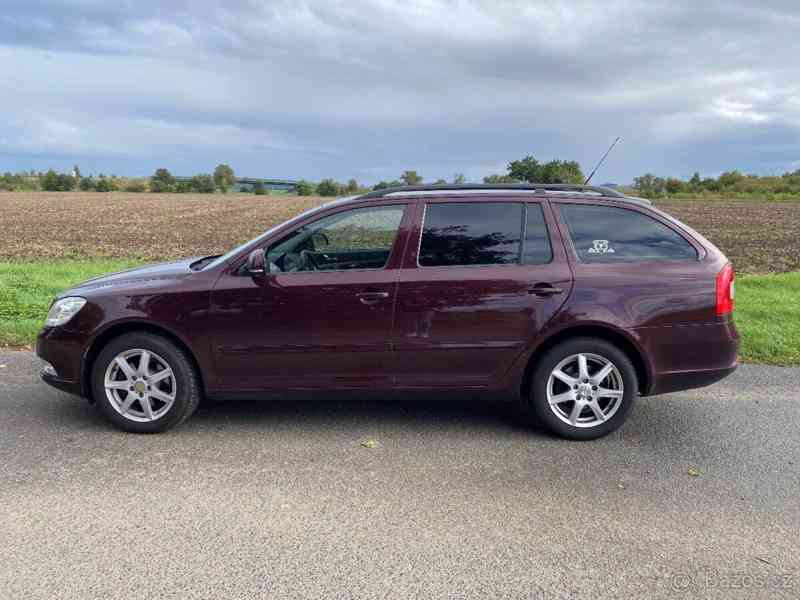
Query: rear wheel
91 332 201 433
524 337 637 440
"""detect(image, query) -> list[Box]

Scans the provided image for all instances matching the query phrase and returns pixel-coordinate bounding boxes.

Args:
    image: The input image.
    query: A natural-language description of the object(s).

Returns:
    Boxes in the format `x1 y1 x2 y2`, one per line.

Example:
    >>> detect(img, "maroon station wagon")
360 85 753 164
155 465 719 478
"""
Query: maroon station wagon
37 184 738 439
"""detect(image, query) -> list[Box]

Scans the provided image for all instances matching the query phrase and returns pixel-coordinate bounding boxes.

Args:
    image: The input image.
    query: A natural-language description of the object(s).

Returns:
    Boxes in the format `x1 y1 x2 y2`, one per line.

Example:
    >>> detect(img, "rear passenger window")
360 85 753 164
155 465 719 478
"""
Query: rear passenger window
559 204 697 262
523 204 552 264
419 203 522 267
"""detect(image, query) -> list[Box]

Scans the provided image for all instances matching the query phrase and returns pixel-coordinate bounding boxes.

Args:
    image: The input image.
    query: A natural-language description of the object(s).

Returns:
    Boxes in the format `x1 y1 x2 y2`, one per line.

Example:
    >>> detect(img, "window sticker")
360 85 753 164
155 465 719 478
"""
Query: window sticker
587 239 615 254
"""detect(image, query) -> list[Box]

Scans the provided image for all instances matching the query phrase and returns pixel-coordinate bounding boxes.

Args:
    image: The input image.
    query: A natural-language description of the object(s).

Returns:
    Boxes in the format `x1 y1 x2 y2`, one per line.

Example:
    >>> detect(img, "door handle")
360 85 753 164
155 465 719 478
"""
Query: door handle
356 291 390 305
528 284 563 297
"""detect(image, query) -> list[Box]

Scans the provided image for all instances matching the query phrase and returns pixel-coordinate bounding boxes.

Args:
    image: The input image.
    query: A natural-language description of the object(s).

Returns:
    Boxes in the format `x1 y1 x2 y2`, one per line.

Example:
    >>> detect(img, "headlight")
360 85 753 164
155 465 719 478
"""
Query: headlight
45 297 87 327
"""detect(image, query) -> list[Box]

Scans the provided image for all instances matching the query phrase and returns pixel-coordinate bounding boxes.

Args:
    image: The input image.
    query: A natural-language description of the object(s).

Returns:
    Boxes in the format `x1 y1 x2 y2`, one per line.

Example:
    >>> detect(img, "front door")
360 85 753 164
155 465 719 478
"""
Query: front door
392 199 572 389
211 202 411 391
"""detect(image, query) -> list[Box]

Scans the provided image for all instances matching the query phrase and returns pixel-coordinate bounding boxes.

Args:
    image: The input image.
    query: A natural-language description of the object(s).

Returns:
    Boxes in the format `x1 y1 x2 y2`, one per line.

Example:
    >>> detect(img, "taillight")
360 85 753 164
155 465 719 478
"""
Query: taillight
716 263 735 316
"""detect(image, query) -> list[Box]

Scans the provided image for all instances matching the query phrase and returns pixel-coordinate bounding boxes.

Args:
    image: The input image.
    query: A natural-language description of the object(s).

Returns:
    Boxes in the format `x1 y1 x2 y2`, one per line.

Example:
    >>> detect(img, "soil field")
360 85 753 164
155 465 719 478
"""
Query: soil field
1 192 797 274
656 199 800 274
1 192 324 263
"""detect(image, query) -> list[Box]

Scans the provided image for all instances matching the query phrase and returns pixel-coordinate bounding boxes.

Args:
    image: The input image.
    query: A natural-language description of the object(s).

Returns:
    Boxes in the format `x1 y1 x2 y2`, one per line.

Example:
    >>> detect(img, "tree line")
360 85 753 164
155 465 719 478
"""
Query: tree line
3 157 800 199
632 169 800 200
0 158 596 196
0 164 233 194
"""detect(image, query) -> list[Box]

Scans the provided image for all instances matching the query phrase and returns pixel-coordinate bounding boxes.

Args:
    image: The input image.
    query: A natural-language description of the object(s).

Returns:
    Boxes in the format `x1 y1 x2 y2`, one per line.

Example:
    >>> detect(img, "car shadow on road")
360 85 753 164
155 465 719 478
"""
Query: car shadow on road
38 386 704 448
190 391 539 434
187 392 723 451
24 386 560 439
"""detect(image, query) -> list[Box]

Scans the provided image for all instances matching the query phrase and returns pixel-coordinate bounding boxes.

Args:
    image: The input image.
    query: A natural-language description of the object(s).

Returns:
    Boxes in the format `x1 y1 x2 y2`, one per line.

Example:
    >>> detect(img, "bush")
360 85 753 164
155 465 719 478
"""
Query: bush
253 181 267 195
483 174 519 184
295 180 316 196
0 172 38 191
123 179 148 193
95 176 111 192
400 170 423 185
41 170 59 191
41 170 76 191
316 179 340 197
190 174 216 193
150 168 175 193
372 180 402 190
213 164 236 192
665 178 684 194
506 156 584 184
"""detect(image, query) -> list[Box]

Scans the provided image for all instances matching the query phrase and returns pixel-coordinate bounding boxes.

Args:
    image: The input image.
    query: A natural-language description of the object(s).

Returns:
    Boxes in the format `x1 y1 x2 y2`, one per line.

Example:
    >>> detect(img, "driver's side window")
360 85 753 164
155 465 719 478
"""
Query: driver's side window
267 205 405 273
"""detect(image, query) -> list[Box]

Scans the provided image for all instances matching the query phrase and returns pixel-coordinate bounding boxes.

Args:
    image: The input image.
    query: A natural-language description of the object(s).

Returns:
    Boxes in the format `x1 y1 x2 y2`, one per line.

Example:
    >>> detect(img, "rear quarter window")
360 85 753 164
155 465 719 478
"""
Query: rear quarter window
559 204 697 262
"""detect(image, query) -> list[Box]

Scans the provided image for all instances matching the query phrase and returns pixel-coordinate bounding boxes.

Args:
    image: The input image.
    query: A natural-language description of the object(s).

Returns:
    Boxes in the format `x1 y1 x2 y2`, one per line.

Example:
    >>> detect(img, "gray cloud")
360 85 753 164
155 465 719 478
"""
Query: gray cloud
1 0 799 183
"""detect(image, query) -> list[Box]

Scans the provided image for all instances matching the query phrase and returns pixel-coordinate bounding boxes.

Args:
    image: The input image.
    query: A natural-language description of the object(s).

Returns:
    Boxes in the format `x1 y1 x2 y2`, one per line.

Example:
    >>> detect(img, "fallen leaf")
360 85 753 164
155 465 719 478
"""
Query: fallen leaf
360 439 379 449
687 467 701 477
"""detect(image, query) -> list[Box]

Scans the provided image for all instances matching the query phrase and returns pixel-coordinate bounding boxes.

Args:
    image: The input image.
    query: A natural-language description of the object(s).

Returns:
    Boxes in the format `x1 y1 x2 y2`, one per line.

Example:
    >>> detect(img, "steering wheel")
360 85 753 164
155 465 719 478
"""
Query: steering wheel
281 252 304 272
313 232 330 248
300 249 319 271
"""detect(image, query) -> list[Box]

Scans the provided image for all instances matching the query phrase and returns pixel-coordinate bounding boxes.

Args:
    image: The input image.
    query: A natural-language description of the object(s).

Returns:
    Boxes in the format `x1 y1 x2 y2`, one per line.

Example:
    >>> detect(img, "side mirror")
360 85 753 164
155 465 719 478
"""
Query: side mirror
246 249 266 278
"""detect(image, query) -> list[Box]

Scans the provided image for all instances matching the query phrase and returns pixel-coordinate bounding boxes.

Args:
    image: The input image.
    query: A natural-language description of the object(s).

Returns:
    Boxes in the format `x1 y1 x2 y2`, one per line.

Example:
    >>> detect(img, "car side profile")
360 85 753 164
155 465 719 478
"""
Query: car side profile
37 183 738 439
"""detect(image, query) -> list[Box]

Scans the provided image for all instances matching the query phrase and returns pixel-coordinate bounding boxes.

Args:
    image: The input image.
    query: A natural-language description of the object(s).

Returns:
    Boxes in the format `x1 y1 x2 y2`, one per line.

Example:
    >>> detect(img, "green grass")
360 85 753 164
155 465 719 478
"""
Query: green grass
0 260 798 366
0 260 141 347
735 272 800 365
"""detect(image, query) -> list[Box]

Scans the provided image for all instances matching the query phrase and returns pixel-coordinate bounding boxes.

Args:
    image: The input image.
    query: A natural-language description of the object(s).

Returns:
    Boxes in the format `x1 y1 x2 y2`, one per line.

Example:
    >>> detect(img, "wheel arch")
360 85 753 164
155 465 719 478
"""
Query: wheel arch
81 320 205 403
520 324 651 399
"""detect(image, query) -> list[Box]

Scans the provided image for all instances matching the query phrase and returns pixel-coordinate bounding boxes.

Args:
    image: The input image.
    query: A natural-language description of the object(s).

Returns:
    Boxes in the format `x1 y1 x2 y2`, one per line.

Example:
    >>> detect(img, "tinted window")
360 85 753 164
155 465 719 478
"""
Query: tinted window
559 204 697 262
419 203 522 267
523 204 552 264
267 205 404 272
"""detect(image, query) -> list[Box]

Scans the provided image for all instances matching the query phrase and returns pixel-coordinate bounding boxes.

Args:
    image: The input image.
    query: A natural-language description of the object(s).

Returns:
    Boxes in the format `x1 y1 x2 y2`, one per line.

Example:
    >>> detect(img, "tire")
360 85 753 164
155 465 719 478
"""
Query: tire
91 332 202 433
523 337 637 440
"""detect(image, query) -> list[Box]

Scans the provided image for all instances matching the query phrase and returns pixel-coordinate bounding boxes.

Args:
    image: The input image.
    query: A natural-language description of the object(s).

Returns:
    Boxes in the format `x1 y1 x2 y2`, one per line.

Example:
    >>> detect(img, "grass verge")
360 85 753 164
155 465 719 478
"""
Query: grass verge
735 271 800 366
0 261 798 366
0 260 140 348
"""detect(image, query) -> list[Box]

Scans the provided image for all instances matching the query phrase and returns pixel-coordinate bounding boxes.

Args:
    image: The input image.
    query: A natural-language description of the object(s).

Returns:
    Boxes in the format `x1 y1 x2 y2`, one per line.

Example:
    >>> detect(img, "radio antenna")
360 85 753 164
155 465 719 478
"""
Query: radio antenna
583 137 621 185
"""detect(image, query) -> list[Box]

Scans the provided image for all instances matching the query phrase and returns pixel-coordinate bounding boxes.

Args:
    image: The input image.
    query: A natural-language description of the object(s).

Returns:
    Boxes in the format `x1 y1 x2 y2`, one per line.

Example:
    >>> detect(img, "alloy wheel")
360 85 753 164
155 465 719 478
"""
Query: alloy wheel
104 349 177 422
546 352 624 428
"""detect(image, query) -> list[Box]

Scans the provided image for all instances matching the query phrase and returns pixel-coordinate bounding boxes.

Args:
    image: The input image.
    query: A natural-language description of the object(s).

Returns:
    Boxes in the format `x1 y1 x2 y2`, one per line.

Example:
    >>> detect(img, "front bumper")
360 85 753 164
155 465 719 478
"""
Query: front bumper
36 327 87 398
39 361 83 396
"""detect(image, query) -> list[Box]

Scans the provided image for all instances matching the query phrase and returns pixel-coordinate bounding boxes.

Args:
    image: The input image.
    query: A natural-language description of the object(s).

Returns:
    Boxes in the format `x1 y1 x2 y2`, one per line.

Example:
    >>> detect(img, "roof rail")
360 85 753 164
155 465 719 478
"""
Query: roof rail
358 183 629 200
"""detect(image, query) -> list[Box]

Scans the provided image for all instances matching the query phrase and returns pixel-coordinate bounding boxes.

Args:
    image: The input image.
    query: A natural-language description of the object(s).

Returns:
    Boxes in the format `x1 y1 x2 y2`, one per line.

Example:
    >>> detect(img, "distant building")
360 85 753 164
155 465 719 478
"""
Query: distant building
173 177 298 192
233 178 298 192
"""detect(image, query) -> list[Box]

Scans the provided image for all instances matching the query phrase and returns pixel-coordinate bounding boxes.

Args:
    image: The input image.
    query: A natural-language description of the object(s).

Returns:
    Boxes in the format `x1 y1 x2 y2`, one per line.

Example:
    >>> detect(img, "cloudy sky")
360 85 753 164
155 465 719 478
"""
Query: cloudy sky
2 0 798 184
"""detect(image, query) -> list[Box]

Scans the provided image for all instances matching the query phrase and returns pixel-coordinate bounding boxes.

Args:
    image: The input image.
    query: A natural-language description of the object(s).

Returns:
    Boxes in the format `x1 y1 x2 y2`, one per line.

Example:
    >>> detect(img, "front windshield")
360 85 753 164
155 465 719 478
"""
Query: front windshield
202 203 329 270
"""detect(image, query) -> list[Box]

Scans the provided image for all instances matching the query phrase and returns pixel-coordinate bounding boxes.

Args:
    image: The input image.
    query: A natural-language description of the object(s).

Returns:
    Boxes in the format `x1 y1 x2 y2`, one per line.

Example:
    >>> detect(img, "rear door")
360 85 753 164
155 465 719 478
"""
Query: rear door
392 198 573 389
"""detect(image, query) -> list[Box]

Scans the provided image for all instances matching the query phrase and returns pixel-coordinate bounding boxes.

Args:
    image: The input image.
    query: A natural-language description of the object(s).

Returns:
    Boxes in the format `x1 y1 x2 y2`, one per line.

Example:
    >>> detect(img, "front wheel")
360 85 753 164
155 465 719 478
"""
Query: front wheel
91 332 201 433
525 337 637 440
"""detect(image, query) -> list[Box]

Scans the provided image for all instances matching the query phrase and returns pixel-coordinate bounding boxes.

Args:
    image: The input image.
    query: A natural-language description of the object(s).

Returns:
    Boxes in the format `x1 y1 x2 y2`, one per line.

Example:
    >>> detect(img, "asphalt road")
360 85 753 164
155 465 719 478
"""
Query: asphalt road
1 352 799 600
